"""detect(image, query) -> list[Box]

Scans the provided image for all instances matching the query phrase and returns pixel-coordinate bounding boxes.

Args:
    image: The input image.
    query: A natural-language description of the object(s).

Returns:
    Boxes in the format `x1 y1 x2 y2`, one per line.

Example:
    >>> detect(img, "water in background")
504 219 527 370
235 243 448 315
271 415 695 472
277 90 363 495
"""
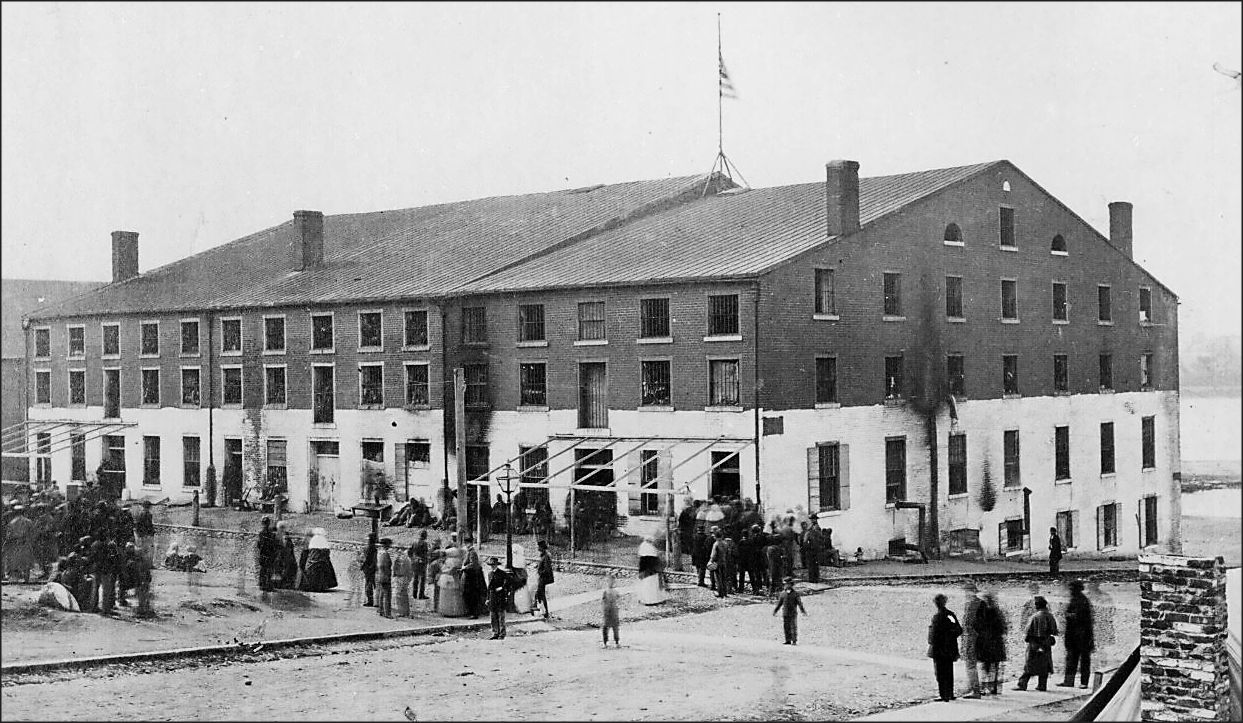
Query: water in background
1181 395 1243 463
1181 488 1243 519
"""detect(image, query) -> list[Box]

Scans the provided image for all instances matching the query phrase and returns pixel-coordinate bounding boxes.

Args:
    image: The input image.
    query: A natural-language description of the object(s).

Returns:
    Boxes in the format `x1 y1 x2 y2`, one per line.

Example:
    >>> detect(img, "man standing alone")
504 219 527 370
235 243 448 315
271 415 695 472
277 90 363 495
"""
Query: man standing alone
928 593 964 702
1048 527 1063 575
486 556 512 640
772 577 807 644
1058 580 1094 689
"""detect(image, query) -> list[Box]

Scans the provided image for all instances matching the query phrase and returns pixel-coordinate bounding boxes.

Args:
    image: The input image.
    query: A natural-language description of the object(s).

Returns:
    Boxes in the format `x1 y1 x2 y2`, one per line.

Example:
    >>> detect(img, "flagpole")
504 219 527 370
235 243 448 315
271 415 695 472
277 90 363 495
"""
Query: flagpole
717 13 723 158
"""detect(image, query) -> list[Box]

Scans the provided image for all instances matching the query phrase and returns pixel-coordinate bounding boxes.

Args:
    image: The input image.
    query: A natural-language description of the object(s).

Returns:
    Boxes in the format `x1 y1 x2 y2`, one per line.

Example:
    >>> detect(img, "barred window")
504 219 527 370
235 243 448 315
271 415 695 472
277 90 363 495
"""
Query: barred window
945 276 963 319
709 359 740 406
999 207 1015 247
520 362 547 406
708 294 739 336
34 328 50 358
462 307 487 344
1001 280 1018 320
1142 416 1156 469
265 366 287 405
641 360 671 406
181 320 200 355
267 440 287 494
518 304 545 342
221 319 242 353
68 326 85 357
181 368 201 406
404 310 429 347
1052 282 1068 321
578 301 606 340
264 317 285 352
464 363 489 407
35 370 50 404
640 298 670 338
102 324 120 356
817 443 841 510
312 366 334 423
183 436 201 488
141 368 160 405
405 364 429 406
359 365 384 406
359 312 383 349
884 355 903 399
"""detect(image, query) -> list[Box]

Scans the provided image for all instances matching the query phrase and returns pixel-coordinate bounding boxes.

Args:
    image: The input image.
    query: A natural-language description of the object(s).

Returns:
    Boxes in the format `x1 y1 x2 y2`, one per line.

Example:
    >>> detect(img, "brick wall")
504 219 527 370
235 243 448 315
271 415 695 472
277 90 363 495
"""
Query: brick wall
1139 553 1230 721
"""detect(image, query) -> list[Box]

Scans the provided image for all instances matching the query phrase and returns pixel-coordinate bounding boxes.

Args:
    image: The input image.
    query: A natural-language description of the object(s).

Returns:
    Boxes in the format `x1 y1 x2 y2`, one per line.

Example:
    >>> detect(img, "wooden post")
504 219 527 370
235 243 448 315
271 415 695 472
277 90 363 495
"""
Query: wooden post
454 368 467 549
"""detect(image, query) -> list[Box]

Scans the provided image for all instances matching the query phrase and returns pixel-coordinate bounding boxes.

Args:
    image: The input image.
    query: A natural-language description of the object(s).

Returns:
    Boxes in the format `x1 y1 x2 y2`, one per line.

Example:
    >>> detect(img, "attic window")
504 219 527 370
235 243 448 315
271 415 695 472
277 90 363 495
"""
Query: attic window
943 223 963 245
1002 181 1012 192
1051 234 1067 254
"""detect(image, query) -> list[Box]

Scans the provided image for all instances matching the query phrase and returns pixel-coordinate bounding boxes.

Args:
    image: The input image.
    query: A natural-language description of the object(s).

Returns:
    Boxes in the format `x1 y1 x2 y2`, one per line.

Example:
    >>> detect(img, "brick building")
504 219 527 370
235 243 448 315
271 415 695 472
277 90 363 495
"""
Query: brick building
21 159 1180 557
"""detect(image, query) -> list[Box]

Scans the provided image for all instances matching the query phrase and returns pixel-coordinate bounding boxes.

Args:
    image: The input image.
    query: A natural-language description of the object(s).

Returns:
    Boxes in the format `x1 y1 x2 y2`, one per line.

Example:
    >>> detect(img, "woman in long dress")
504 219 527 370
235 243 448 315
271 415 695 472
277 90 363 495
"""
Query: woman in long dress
637 537 667 605
299 528 338 592
974 591 1009 695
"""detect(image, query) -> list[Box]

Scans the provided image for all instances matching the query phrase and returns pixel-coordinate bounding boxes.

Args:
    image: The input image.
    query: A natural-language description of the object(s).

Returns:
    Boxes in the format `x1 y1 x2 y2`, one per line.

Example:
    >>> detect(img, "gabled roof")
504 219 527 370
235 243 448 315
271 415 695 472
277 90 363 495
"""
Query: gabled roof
30 174 716 319
461 162 998 292
2 279 105 357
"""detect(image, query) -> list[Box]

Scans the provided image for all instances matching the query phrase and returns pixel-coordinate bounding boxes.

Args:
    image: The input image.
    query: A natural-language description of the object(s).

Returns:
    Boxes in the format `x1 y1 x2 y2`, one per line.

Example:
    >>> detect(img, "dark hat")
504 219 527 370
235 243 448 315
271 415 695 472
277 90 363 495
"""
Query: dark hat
1068 579 1085 592
537 540 548 550
485 556 500 566
379 537 393 546
809 512 819 520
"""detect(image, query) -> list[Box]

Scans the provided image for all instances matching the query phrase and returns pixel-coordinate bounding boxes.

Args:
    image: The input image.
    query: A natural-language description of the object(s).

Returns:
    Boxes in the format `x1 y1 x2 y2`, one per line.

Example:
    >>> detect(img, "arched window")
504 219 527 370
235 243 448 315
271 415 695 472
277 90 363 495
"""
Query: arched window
1051 234 1067 253
943 223 962 244
1002 181 1012 192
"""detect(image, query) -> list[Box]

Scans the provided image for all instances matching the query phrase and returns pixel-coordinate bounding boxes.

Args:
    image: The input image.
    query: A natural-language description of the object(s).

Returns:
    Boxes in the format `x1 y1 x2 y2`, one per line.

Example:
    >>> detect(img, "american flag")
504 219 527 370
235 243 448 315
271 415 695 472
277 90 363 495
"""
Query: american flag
719 51 737 99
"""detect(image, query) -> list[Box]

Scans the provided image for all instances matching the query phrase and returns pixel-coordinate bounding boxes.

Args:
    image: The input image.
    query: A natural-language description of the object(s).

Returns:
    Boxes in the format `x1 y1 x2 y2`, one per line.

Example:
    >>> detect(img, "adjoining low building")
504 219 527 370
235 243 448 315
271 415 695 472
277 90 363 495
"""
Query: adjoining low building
2 278 104 482
20 159 1180 558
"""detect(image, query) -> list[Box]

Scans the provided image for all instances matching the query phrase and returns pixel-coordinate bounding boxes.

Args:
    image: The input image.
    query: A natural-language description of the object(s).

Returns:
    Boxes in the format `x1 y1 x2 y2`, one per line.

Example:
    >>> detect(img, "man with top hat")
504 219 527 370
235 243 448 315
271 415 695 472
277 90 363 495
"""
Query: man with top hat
485 556 514 639
772 577 807 644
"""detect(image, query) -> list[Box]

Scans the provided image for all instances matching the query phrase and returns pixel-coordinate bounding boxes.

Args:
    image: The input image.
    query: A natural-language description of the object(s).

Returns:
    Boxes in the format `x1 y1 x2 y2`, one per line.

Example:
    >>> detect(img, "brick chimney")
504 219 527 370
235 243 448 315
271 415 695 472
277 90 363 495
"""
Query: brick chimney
826 160 860 238
111 231 139 283
290 210 324 271
1108 201 1133 259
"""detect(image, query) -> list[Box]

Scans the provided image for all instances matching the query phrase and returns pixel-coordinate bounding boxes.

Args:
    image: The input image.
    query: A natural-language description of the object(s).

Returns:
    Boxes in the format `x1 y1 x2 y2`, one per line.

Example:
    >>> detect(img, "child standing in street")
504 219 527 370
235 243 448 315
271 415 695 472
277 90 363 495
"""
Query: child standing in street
601 574 621 647
772 577 807 644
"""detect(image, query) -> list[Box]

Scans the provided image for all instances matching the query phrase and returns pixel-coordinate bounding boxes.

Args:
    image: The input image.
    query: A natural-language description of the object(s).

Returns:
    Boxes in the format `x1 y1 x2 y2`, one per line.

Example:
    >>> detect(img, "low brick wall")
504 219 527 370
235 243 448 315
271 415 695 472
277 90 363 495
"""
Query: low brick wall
1139 553 1230 722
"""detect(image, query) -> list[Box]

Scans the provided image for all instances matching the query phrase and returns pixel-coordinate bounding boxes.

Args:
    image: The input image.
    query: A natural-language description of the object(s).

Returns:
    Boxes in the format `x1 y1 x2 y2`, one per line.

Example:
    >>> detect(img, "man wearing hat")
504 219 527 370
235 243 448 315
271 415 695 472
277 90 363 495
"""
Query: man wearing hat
803 515 823 584
485 556 514 639
960 581 983 698
772 577 806 644
375 538 394 618
534 540 554 619
1058 580 1095 689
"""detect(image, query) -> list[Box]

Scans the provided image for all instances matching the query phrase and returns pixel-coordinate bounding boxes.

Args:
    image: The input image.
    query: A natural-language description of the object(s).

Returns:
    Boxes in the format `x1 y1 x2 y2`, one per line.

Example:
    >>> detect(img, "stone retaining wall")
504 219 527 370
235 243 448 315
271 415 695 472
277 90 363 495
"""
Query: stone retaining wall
1139 553 1230 722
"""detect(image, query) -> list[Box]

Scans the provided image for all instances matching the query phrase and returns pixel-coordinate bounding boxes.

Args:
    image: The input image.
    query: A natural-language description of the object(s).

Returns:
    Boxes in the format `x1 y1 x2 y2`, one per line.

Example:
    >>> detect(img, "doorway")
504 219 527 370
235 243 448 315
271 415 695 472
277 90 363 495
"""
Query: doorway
309 440 340 512
223 438 243 506
578 362 608 429
709 451 741 500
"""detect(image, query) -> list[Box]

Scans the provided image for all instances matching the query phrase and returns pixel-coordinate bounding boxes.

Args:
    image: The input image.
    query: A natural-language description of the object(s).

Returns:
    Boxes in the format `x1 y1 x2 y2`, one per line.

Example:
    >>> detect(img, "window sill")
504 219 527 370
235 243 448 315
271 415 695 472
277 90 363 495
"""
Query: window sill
1142 466 1157 472
1001 318 1020 324
1003 484 1022 491
1003 393 1021 399
402 345 432 352
947 316 966 323
815 509 843 517
882 315 906 322
465 404 492 411
140 403 161 409
404 404 432 412
67 354 85 361
575 427 612 436
943 240 965 248
948 493 969 500
705 405 744 413
179 404 201 410
357 347 385 354
574 339 608 347
883 397 905 406
812 313 840 321
1053 319 1069 325
639 405 674 412
180 353 201 359
33 357 51 363
33 402 52 408
999 245 1018 252
1098 320 1114 327
518 405 550 413
222 403 243 410
220 351 243 357
1098 388 1115 394
102 355 120 361
359 404 385 411
1054 390 1071 396
704 334 743 342
814 402 841 409
310 348 335 355
264 403 288 410
140 353 162 360
1055 478 1072 485
517 340 548 348
142 484 162 489
637 336 672 345
68 403 87 409
312 422 337 428
1100 473 1116 479
262 349 286 356
1051 250 1069 257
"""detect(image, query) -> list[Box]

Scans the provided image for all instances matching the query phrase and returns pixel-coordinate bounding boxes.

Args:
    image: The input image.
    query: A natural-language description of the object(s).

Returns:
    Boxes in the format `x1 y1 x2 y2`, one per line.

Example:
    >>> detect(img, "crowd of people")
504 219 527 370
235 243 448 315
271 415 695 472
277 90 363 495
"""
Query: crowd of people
926 578 1098 702
681 498 841 598
2 489 159 617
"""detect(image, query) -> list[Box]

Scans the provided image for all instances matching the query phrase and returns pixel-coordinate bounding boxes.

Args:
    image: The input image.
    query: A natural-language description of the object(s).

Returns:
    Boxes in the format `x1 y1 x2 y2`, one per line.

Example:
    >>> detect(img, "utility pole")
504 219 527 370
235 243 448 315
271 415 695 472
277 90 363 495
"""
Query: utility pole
454 367 467 548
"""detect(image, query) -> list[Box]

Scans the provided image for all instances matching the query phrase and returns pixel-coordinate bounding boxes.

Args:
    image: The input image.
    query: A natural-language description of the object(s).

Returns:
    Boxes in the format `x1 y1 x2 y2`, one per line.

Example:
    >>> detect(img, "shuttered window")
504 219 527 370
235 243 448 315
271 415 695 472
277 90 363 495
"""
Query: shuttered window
1052 282 1068 321
1055 510 1077 549
815 269 836 315
885 438 906 503
1100 422 1115 475
806 443 848 512
1097 502 1119 549
709 359 740 406
182 436 200 487
578 362 607 428
1055 426 1070 480
945 276 963 318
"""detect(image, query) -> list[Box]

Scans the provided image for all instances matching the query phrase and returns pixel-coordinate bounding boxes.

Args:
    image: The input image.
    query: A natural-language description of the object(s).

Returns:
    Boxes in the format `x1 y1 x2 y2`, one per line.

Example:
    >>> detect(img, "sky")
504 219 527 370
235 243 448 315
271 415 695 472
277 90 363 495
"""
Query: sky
2 2 1240 343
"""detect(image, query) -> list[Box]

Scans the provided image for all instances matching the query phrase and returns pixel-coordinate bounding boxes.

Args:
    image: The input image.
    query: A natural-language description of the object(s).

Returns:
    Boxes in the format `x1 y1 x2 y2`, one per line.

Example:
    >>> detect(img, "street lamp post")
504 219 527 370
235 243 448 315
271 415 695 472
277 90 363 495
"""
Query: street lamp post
497 463 519 569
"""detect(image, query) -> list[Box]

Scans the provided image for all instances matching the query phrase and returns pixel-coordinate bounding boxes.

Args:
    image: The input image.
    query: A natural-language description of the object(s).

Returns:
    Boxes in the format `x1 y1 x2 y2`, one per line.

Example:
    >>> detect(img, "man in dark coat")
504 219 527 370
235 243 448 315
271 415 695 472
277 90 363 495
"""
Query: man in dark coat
1058 580 1095 689
961 582 983 698
765 537 784 595
1048 527 1063 574
1015 595 1059 691
691 530 711 588
410 530 430 600
928 592 964 702
803 519 822 583
773 577 807 644
485 556 513 639
375 537 393 618
678 500 699 570
736 529 753 593
134 500 156 568
534 539 554 619
360 532 378 607
256 517 280 592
